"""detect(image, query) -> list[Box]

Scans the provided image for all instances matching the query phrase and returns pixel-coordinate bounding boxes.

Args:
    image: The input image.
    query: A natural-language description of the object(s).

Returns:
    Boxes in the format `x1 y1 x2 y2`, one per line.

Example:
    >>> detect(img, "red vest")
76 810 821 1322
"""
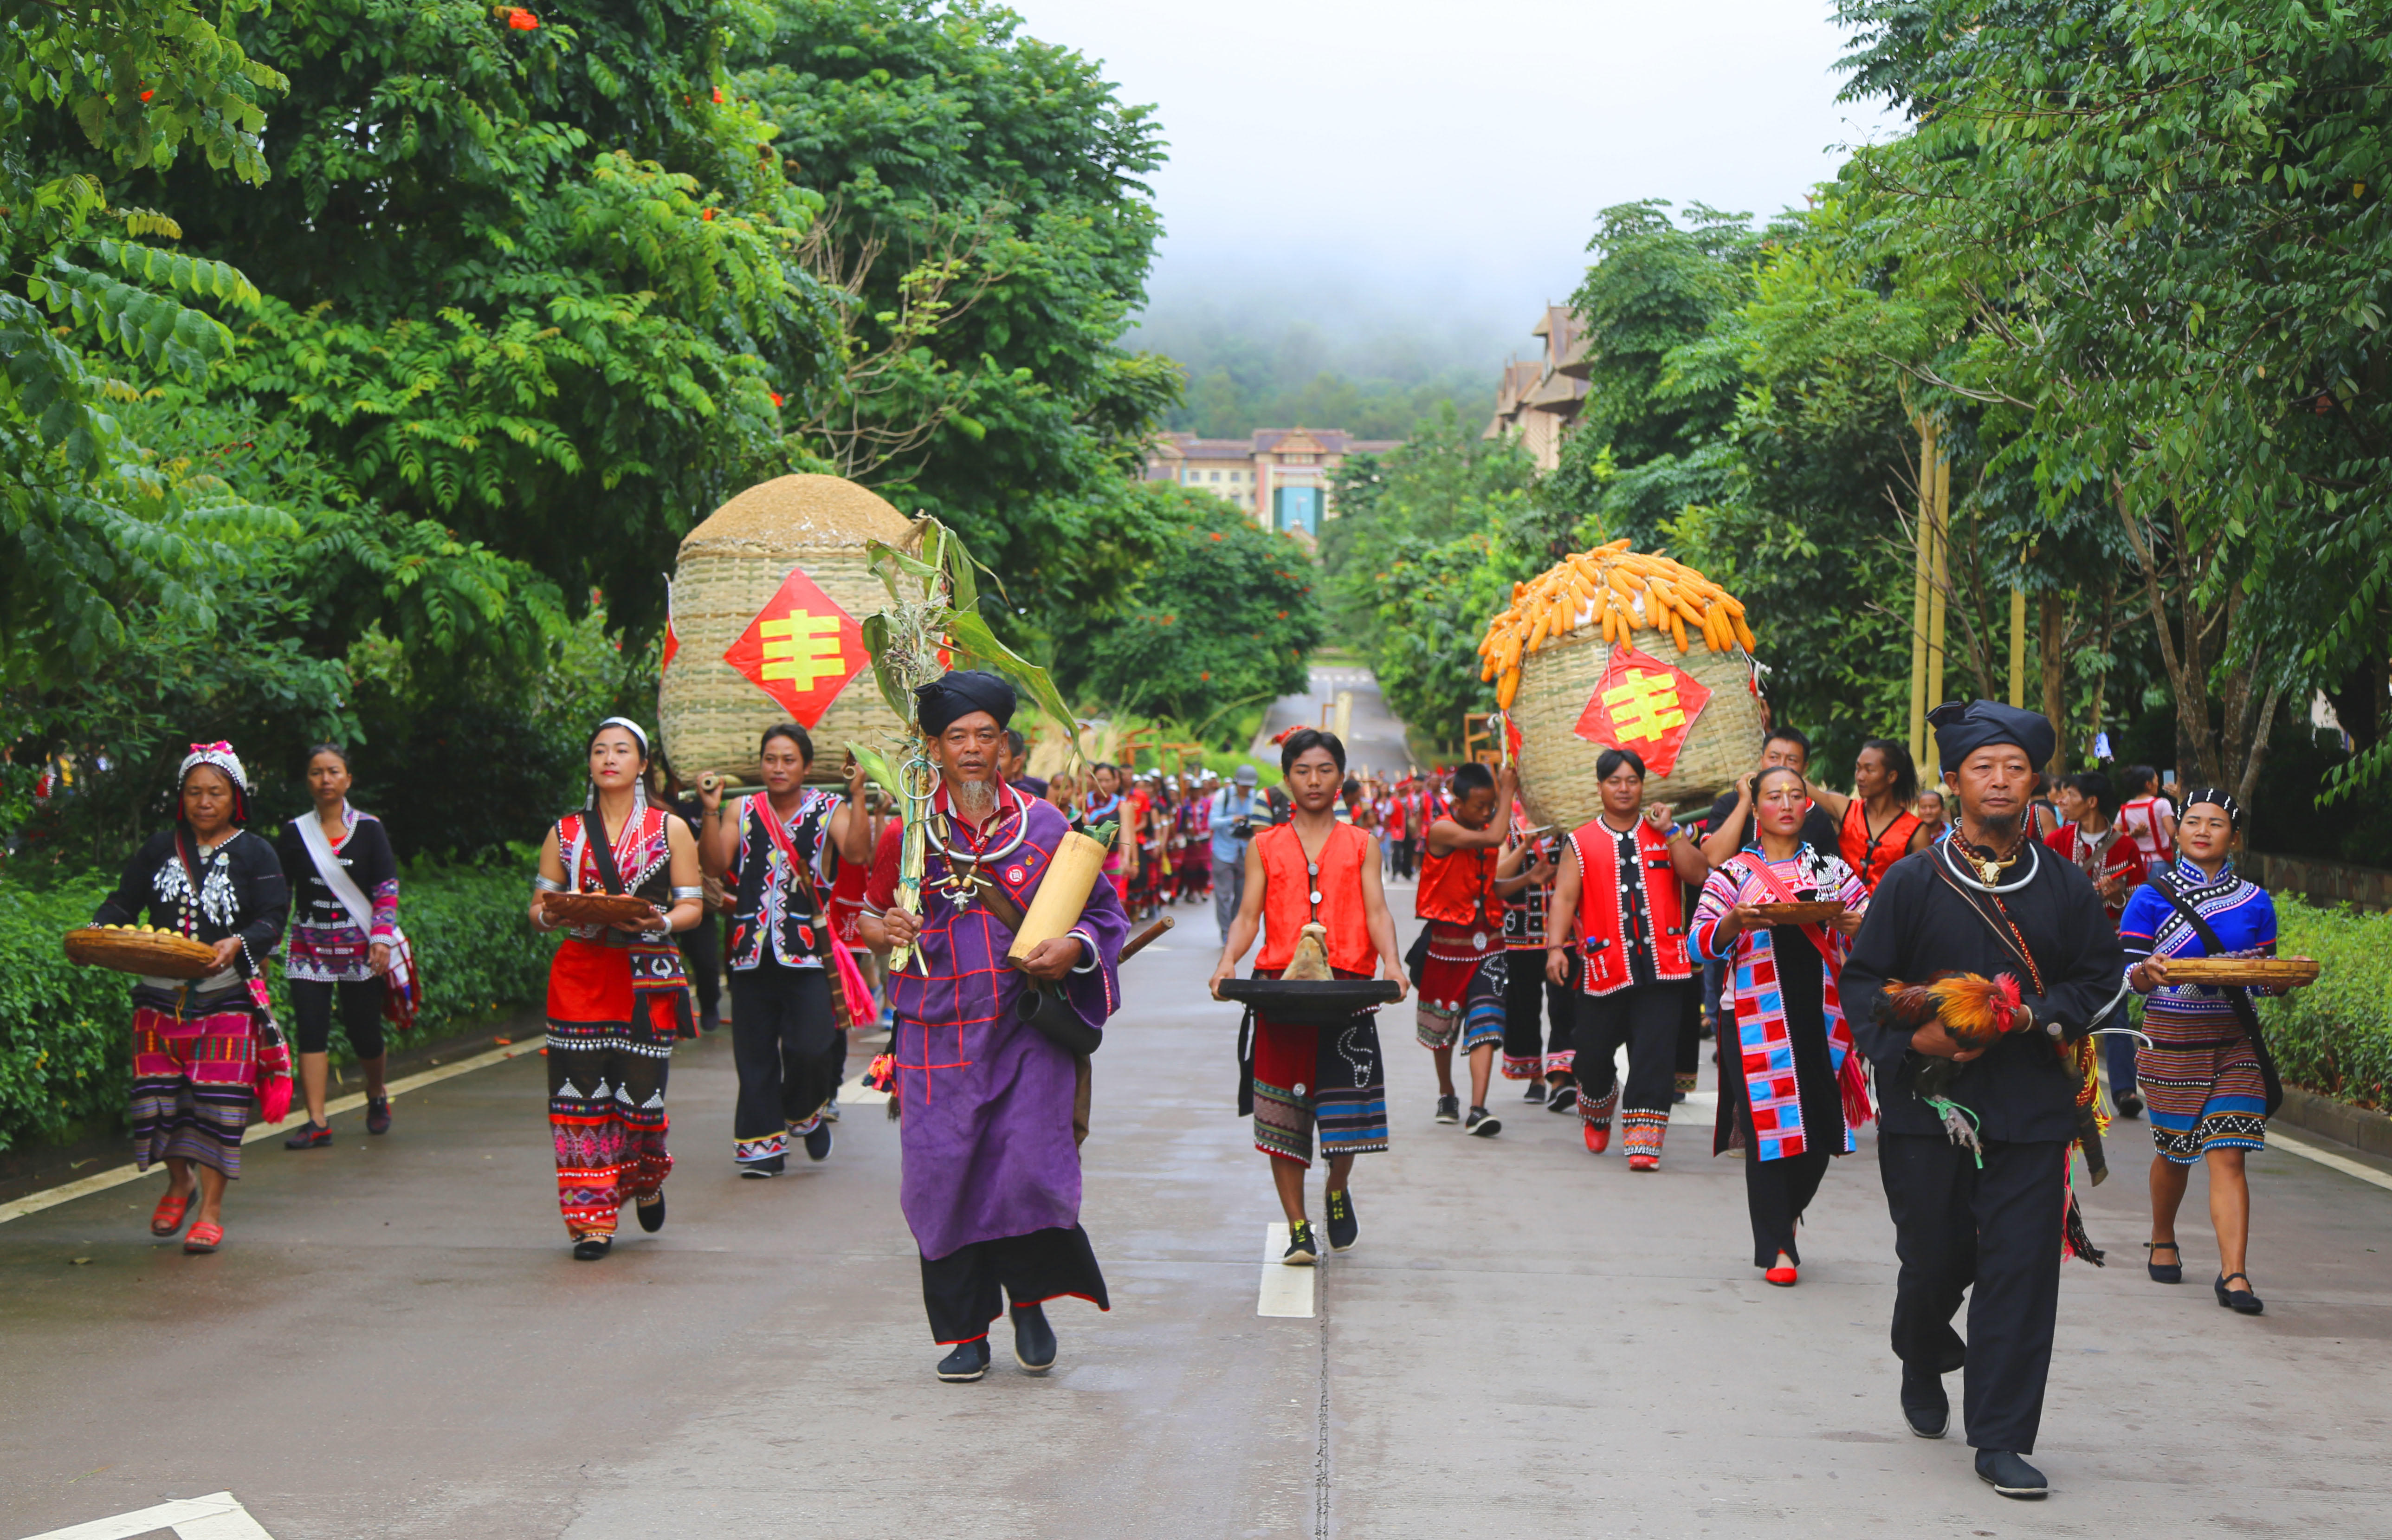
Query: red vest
1416 825 1500 930
1255 822 1376 976
1570 817 1692 996
1839 799 1922 892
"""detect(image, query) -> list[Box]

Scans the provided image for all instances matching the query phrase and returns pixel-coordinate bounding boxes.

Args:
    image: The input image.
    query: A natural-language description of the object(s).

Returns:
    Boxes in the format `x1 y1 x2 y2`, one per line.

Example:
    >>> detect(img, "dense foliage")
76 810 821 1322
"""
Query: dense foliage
0 860 552 1153
2265 896 2392 1109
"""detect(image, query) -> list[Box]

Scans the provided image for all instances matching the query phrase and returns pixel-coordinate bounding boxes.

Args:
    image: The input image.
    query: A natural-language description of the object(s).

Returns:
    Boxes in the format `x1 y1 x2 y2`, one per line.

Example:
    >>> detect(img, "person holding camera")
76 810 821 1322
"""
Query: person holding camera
1210 764 1267 945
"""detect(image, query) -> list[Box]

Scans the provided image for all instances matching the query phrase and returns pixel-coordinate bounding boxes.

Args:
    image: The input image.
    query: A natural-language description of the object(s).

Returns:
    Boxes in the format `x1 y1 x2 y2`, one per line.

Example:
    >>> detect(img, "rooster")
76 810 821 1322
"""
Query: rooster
1877 971 2028 1051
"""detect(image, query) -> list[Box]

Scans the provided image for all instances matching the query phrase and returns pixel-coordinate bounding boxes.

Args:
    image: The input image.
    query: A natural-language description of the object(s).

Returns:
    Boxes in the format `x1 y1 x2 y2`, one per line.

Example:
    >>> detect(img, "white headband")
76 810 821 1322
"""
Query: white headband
595 716 650 755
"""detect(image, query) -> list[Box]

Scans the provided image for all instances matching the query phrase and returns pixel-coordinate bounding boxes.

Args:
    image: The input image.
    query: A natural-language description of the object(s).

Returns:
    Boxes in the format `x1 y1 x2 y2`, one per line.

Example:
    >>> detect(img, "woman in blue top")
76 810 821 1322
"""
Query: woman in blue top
2119 787 2313 1316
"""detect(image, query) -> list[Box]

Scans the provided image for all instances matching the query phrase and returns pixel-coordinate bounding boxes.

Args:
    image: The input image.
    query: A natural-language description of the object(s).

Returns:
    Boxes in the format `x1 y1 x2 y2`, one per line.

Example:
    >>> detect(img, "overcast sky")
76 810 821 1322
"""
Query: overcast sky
1007 0 1902 360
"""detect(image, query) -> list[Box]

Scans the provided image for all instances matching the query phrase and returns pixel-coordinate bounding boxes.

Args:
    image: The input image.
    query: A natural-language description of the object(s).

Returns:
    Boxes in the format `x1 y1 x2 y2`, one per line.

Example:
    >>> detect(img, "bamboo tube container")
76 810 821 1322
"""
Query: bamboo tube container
1006 831 1112 961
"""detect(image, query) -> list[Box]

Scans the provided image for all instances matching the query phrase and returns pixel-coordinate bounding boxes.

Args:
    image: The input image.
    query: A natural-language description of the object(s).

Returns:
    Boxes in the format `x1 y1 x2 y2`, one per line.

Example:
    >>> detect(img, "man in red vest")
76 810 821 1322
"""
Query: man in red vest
1416 760 1516 1135
1212 729 1408 1264
1547 748 1711 1168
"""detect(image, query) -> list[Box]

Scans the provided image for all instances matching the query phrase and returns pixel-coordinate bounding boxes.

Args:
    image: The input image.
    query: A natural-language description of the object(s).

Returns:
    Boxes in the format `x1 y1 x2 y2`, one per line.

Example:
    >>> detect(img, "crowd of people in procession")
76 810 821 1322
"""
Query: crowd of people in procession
76 676 2307 1497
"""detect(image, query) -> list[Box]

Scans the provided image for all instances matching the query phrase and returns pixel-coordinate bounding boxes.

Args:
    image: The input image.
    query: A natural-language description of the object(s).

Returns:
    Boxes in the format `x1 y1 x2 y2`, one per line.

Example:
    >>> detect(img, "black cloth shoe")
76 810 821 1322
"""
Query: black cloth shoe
1464 1107 1502 1138
741 1154 786 1179
1900 1363 1949 1439
284 1120 331 1150
1433 1094 1461 1125
365 1097 391 1135
636 1193 665 1233
1546 1083 1578 1113
1325 1189 1358 1252
1282 1221 1319 1266
803 1119 834 1162
937 1339 991 1382
1522 1078 1549 1101
572 1237 612 1261
2216 1272 2264 1314
2116 1091 2143 1118
1975 1449 2047 1498
1011 1303 1057 1373
2145 1240 2183 1284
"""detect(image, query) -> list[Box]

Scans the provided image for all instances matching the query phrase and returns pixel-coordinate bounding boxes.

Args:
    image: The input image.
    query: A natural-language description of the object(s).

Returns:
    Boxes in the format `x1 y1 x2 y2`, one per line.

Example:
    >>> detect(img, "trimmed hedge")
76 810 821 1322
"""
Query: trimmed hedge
0 858 553 1153
2263 896 2392 1110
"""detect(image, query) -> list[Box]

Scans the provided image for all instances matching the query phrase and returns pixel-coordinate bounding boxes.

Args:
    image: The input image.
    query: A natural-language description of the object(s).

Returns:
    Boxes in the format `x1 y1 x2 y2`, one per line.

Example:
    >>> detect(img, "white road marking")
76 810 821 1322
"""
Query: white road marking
1257 1222 1317 1318
0 1040 543 1228
17 1490 277 1540
2270 1130 2392 1193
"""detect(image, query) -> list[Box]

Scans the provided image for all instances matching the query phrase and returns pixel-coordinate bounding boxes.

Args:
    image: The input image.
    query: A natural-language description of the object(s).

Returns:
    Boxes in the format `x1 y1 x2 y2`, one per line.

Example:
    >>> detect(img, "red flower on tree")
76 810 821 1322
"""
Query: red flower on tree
502 7 539 29
701 208 717 221
769 391 783 408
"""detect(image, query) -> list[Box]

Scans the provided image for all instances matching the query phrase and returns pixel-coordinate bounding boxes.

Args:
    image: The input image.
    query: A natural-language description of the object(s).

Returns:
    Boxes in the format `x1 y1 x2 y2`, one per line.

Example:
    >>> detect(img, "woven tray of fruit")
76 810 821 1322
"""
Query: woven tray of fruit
539 891 665 928
64 925 221 978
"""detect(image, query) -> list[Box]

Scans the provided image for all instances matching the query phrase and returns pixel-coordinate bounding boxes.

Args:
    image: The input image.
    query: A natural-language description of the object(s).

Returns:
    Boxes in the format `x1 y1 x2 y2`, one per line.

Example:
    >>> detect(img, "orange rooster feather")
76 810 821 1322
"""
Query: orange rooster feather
1878 971 2026 1049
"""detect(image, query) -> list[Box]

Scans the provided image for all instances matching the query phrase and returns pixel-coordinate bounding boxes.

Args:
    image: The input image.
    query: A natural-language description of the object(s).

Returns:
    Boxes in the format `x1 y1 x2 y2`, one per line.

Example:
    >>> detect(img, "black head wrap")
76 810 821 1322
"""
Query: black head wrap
1928 699 2055 771
916 669 1017 735
2180 786 2243 829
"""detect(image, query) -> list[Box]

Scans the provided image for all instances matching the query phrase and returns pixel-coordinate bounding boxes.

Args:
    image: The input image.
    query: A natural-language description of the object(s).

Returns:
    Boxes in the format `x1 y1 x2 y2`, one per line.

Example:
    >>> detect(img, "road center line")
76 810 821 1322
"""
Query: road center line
0 1040 543 1228
1258 1222 1316 1318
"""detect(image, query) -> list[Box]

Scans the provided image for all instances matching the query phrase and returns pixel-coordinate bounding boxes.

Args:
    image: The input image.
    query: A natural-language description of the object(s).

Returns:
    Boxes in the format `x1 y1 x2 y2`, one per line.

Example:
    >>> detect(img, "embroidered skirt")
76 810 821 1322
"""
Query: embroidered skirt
2138 993 2268 1163
129 983 261 1179
1252 1008 1389 1166
546 937 692 1237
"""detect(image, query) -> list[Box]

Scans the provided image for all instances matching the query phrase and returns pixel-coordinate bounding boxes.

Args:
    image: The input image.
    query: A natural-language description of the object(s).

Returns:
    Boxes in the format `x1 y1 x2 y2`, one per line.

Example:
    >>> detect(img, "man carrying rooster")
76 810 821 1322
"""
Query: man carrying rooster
1842 700 2127 1502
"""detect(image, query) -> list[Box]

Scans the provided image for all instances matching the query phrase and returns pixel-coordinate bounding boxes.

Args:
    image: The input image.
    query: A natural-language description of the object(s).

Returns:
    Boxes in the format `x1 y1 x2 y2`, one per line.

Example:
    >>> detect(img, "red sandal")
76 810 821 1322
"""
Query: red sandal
149 1188 193 1236
183 1220 224 1254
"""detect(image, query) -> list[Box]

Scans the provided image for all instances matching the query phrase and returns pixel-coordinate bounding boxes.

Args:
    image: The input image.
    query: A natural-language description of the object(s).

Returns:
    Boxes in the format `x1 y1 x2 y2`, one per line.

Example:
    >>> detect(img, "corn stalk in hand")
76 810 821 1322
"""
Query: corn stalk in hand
846 517 1087 972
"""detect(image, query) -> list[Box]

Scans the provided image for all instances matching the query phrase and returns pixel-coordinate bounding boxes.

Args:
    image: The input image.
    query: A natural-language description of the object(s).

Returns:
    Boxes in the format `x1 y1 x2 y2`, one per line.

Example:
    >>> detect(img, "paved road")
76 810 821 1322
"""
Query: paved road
1255 664 1417 782
6 901 2392 1538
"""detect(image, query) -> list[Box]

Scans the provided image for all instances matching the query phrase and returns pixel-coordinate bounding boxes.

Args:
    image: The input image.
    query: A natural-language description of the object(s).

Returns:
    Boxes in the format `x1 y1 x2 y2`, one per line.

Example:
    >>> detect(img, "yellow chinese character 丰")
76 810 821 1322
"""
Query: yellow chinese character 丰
759 611 844 691
1601 668 1685 745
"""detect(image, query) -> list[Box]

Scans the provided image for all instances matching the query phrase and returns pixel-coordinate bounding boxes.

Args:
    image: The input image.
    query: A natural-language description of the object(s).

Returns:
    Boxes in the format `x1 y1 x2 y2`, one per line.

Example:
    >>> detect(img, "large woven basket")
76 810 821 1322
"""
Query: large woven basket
657 475 917 785
1512 627 1763 831
64 925 220 978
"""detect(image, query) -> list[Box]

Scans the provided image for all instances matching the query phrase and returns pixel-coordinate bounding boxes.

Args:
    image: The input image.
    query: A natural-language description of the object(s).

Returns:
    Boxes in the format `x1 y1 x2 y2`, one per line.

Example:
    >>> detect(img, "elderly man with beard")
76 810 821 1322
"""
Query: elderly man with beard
860 671 1131 1383
1841 700 2126 1501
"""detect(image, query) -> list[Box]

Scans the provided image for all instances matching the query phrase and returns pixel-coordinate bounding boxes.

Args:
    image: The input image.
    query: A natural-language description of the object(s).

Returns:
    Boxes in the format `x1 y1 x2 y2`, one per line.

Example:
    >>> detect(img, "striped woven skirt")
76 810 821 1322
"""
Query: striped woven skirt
129 984 260 1179
547 937 689 1238
2136 992 2267 1164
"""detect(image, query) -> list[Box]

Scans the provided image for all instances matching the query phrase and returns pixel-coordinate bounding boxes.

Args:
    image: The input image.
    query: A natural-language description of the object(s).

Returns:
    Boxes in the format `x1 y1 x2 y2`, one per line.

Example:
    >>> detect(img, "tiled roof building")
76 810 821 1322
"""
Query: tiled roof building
1484 305 1589 471
1144 426 1399 537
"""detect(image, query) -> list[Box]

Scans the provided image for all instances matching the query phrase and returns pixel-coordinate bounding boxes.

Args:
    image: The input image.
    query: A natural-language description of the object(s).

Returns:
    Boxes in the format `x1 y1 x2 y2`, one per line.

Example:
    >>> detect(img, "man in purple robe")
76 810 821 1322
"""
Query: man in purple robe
861 670 1129 1382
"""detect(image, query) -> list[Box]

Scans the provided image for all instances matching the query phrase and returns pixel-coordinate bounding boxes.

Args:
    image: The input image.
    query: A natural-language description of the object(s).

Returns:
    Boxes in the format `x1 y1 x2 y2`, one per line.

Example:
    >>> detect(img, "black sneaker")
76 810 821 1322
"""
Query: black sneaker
1464 1107 1502 1138
803 1119 833 1162
1282 1220 1319 1266
1011 1303 1057 1373
1975 1449 2047 1499
635 1192 665 1233
937 1339 991 1382
741 1154 786 1179
365 1096 391 1135
1546 1083 1578 1113
1433 1094 1461 1125
284 1120 331 1150
1325 1189 1359 1251
1522 1078 1549 1102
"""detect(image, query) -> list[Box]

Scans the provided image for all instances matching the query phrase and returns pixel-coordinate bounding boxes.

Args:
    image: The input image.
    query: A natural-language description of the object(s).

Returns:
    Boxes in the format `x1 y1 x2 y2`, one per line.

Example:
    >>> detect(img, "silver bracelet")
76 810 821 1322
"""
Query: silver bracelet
670 886 705 900
1068 930 1100 974
533 875 565 893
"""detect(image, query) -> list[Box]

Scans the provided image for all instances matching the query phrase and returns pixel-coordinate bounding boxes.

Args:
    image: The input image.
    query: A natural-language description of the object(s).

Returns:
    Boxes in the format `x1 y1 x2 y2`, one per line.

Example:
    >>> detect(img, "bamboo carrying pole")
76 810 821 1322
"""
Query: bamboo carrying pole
1006 830 1112 961
1908 420 1936 764
1925 451 1951 781
2009 586 2029 709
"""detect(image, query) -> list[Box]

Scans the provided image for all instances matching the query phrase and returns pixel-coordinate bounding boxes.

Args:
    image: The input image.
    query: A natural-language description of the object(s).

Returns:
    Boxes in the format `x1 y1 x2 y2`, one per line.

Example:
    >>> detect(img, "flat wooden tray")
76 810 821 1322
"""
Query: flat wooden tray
2164 955 2320 987
541 892 664 928
1752 900 1847 925
64 926 220 978
1217 977 1403 1023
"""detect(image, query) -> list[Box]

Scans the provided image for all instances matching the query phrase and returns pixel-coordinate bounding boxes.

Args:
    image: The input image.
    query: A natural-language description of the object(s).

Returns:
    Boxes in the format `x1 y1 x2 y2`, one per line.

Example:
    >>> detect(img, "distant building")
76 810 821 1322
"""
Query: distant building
1484 306 1589 471
1144 427 1400 537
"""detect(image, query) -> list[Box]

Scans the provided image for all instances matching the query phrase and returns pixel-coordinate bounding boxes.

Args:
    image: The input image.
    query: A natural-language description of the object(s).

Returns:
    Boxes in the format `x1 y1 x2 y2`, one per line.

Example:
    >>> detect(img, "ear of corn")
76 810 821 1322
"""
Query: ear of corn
1476 544 1751 710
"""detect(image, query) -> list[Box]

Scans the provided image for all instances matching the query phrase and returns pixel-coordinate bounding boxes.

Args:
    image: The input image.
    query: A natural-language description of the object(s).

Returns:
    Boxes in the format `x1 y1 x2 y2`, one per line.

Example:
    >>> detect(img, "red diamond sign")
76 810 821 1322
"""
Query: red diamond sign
722 568 867 727
1572 643 1713 778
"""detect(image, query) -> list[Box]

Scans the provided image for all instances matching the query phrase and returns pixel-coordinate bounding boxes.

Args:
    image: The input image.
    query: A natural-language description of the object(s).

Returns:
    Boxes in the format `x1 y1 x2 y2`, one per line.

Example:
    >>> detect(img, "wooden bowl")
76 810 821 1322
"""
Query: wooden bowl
1752 900 1848 925
1217 977 1403 1023
542 892 664 929
2164 956 2320 988
64 926 220 978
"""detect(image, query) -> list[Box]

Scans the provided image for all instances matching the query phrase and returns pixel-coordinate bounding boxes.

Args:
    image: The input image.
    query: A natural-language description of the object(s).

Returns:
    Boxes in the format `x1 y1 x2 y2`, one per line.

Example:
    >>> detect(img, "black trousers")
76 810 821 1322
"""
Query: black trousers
1674 978 1703 1091
678 913 722 1025
1572 981 1685 1113
1878 1133 2068 1453
919 1224 1111 1345
1746 1148 1831 1268
1500 947 1577 1081
726 960 841 1160
289 977 387 1059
